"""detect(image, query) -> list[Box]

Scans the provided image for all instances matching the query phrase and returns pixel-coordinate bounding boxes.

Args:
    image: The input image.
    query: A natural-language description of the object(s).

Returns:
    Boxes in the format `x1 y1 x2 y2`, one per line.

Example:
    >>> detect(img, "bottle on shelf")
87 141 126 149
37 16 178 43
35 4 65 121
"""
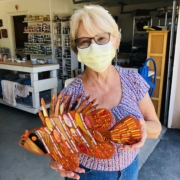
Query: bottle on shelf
53 13 59 22
63 49 71 58
55 48 62 58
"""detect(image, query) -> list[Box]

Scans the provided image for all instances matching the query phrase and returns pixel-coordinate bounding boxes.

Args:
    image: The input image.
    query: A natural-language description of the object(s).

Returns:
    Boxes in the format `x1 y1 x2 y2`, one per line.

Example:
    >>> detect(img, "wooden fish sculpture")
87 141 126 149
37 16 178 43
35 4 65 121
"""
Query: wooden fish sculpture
19 92 142 171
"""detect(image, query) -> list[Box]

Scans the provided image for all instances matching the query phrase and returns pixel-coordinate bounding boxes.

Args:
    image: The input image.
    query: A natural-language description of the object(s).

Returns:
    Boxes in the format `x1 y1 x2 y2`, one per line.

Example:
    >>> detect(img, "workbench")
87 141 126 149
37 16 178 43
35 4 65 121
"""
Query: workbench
0 60 59 114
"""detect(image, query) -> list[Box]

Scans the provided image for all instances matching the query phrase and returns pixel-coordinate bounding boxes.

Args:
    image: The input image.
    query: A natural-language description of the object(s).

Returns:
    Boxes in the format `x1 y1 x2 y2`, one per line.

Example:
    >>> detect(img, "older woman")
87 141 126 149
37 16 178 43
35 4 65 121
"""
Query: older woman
50 5 162 180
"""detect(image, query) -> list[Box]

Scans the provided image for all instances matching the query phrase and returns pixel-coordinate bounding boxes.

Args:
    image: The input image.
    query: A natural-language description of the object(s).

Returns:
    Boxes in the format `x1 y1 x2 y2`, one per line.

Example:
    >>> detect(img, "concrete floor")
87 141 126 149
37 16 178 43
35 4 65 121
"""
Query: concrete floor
139 129 180 180
0 104 179 180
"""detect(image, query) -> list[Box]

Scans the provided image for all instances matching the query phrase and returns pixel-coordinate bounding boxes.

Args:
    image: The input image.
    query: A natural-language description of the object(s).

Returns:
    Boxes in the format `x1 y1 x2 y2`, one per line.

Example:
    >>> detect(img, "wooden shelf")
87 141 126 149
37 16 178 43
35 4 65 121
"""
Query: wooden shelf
53 21 61 23
55 57 62 59
53 20 70 23
54 33 70 35
23 21 51 23
24 43 51 45
64 69 71 72
54 45 62 47
25 53 52 56
23 32 51 34
54 45 70 48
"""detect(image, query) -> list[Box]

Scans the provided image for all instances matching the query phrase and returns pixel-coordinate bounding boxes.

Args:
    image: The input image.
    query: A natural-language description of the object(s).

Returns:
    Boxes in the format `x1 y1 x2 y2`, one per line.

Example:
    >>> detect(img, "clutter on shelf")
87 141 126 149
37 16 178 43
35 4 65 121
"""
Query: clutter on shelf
24 15 50 22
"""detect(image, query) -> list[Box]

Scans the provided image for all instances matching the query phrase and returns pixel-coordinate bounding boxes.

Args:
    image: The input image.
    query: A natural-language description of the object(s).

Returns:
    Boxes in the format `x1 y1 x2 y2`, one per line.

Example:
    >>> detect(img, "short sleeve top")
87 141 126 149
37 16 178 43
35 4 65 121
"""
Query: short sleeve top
60 66 149 171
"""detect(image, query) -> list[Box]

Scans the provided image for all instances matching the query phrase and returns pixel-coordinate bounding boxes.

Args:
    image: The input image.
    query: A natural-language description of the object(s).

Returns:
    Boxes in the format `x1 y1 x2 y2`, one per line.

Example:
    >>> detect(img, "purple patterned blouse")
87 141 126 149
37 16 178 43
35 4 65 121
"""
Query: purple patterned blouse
61 66 149 171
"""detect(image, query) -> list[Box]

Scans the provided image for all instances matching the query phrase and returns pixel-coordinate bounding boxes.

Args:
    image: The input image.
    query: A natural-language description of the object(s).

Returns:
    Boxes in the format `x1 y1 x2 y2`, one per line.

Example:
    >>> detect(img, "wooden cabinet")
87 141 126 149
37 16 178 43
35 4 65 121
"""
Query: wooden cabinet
147 31 168 119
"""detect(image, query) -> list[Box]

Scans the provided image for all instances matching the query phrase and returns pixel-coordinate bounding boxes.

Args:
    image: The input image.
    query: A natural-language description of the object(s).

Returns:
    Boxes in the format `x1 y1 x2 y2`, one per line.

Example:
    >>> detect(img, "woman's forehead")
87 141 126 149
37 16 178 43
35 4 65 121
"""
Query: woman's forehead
76 22 105 38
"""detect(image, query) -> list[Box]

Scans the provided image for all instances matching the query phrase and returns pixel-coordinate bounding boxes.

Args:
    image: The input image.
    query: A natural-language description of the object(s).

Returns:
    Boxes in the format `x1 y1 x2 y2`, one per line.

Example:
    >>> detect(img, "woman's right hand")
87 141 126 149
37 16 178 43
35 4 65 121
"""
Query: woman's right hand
50 159 85 179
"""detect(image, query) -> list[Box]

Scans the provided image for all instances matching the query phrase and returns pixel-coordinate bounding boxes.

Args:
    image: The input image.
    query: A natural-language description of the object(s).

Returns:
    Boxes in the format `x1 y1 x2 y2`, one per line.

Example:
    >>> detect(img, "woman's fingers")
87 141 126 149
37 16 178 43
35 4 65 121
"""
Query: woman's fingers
50 160 61 171
119 118 147 150
131 127 147 149
58 169 80 179
50 159 85 179
74 167 85 173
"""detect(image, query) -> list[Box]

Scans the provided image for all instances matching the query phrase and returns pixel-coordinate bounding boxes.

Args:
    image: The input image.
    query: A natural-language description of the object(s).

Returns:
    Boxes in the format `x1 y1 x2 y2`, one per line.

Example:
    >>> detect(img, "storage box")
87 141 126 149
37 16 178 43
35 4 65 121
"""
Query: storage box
19 74 30 79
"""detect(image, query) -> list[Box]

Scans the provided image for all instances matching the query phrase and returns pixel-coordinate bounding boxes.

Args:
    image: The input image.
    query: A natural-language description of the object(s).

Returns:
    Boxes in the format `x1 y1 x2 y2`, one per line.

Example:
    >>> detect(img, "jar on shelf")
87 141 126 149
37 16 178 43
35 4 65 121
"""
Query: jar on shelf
34 15 38 21
47 15 50 21
29 15 32 21
31 15 35 21
24 27 27 32
25 15 30 21
53 13 58 21
43 15 47 21
38 15 43 21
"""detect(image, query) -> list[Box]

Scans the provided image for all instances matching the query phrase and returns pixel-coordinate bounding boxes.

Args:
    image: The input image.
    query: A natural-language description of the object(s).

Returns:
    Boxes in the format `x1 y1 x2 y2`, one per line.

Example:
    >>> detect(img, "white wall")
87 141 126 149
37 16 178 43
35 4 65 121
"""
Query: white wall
0 0 172 53
0 0 50 55
168 6 180 129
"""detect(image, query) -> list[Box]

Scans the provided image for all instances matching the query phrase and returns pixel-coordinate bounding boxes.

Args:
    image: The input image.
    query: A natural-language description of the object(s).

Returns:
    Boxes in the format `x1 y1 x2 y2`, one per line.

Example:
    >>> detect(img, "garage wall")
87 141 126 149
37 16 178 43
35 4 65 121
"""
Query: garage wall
172 64 180 128
112 2 172 42
0 0 50 54
168 7 180 129
0 0 89 54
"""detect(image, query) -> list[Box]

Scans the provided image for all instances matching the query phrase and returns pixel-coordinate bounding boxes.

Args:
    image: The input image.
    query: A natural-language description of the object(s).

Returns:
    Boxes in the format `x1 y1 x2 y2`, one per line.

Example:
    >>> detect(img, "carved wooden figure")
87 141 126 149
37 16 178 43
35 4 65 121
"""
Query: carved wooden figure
19 92 142 171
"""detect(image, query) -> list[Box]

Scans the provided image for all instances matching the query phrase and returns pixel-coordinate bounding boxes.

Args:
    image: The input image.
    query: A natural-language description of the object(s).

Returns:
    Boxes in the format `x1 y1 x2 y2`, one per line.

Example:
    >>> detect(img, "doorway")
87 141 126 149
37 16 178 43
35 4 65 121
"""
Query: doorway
12 15 28 59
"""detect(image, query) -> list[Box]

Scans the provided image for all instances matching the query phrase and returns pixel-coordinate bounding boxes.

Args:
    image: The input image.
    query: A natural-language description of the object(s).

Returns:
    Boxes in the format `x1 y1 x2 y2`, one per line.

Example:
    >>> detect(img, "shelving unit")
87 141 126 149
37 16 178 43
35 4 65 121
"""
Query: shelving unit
131 15 152 66
132 15 152 50
23 32 51 34
53 15 78 89
156 6 179 26
23 21 51 23
23 18 52 62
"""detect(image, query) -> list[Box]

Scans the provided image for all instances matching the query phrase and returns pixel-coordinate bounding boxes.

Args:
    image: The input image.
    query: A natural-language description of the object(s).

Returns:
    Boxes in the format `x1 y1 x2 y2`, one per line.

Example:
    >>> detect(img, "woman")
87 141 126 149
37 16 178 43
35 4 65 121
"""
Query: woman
50 5 162 180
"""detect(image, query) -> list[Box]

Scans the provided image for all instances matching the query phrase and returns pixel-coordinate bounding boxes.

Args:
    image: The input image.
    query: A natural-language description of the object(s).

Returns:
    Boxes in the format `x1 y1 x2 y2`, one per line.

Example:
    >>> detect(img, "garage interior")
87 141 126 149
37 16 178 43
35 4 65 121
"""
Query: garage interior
0 0 180 180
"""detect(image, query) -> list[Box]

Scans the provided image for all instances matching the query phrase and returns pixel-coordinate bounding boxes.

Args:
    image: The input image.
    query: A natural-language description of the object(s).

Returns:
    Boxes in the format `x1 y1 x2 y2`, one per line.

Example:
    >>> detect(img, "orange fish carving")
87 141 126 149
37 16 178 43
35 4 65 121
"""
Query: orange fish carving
19 93 142 171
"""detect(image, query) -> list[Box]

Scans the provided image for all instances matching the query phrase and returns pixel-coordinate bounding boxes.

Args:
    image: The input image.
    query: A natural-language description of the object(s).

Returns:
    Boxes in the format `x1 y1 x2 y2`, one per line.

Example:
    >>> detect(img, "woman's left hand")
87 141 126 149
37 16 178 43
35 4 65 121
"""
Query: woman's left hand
119 118 147 150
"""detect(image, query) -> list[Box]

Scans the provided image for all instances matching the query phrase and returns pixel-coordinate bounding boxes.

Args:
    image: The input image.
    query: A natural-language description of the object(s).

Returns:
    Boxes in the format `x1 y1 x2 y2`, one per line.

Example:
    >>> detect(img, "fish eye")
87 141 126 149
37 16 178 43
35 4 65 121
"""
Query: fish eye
31 136 37 141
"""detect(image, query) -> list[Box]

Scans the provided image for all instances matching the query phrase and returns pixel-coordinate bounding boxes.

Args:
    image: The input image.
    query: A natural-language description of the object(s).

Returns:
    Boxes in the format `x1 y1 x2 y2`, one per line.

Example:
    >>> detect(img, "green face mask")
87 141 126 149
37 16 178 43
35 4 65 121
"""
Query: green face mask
77 42 116 73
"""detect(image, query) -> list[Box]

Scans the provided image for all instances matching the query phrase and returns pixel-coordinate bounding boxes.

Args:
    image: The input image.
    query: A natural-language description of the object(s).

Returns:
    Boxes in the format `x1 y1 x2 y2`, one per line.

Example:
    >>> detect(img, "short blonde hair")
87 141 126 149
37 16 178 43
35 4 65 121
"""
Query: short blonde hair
70 5 121 54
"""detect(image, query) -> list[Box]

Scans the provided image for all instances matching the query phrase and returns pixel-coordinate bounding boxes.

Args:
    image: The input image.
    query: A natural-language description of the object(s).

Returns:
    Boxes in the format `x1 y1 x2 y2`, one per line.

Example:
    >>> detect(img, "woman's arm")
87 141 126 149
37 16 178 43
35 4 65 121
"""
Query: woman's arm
138 93 162 139
119 93 162 150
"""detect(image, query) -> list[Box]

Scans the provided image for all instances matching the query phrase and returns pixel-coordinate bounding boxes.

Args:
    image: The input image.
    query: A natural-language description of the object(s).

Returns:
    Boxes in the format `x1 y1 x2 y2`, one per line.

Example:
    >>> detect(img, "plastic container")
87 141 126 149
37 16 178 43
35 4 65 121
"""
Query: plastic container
31 59 37 65
47 59 52 64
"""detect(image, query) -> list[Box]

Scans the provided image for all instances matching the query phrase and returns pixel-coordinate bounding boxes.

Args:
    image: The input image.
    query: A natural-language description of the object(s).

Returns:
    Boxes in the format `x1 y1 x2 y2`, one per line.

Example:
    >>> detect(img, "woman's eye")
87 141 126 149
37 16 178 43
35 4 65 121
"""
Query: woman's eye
79 40 89 45
98 37 105 41
97 37 107 43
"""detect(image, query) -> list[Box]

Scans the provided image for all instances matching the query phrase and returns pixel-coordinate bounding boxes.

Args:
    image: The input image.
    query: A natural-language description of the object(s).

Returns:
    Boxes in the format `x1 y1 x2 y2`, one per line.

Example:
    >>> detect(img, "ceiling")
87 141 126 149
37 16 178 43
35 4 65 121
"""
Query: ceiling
72 0 174 6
